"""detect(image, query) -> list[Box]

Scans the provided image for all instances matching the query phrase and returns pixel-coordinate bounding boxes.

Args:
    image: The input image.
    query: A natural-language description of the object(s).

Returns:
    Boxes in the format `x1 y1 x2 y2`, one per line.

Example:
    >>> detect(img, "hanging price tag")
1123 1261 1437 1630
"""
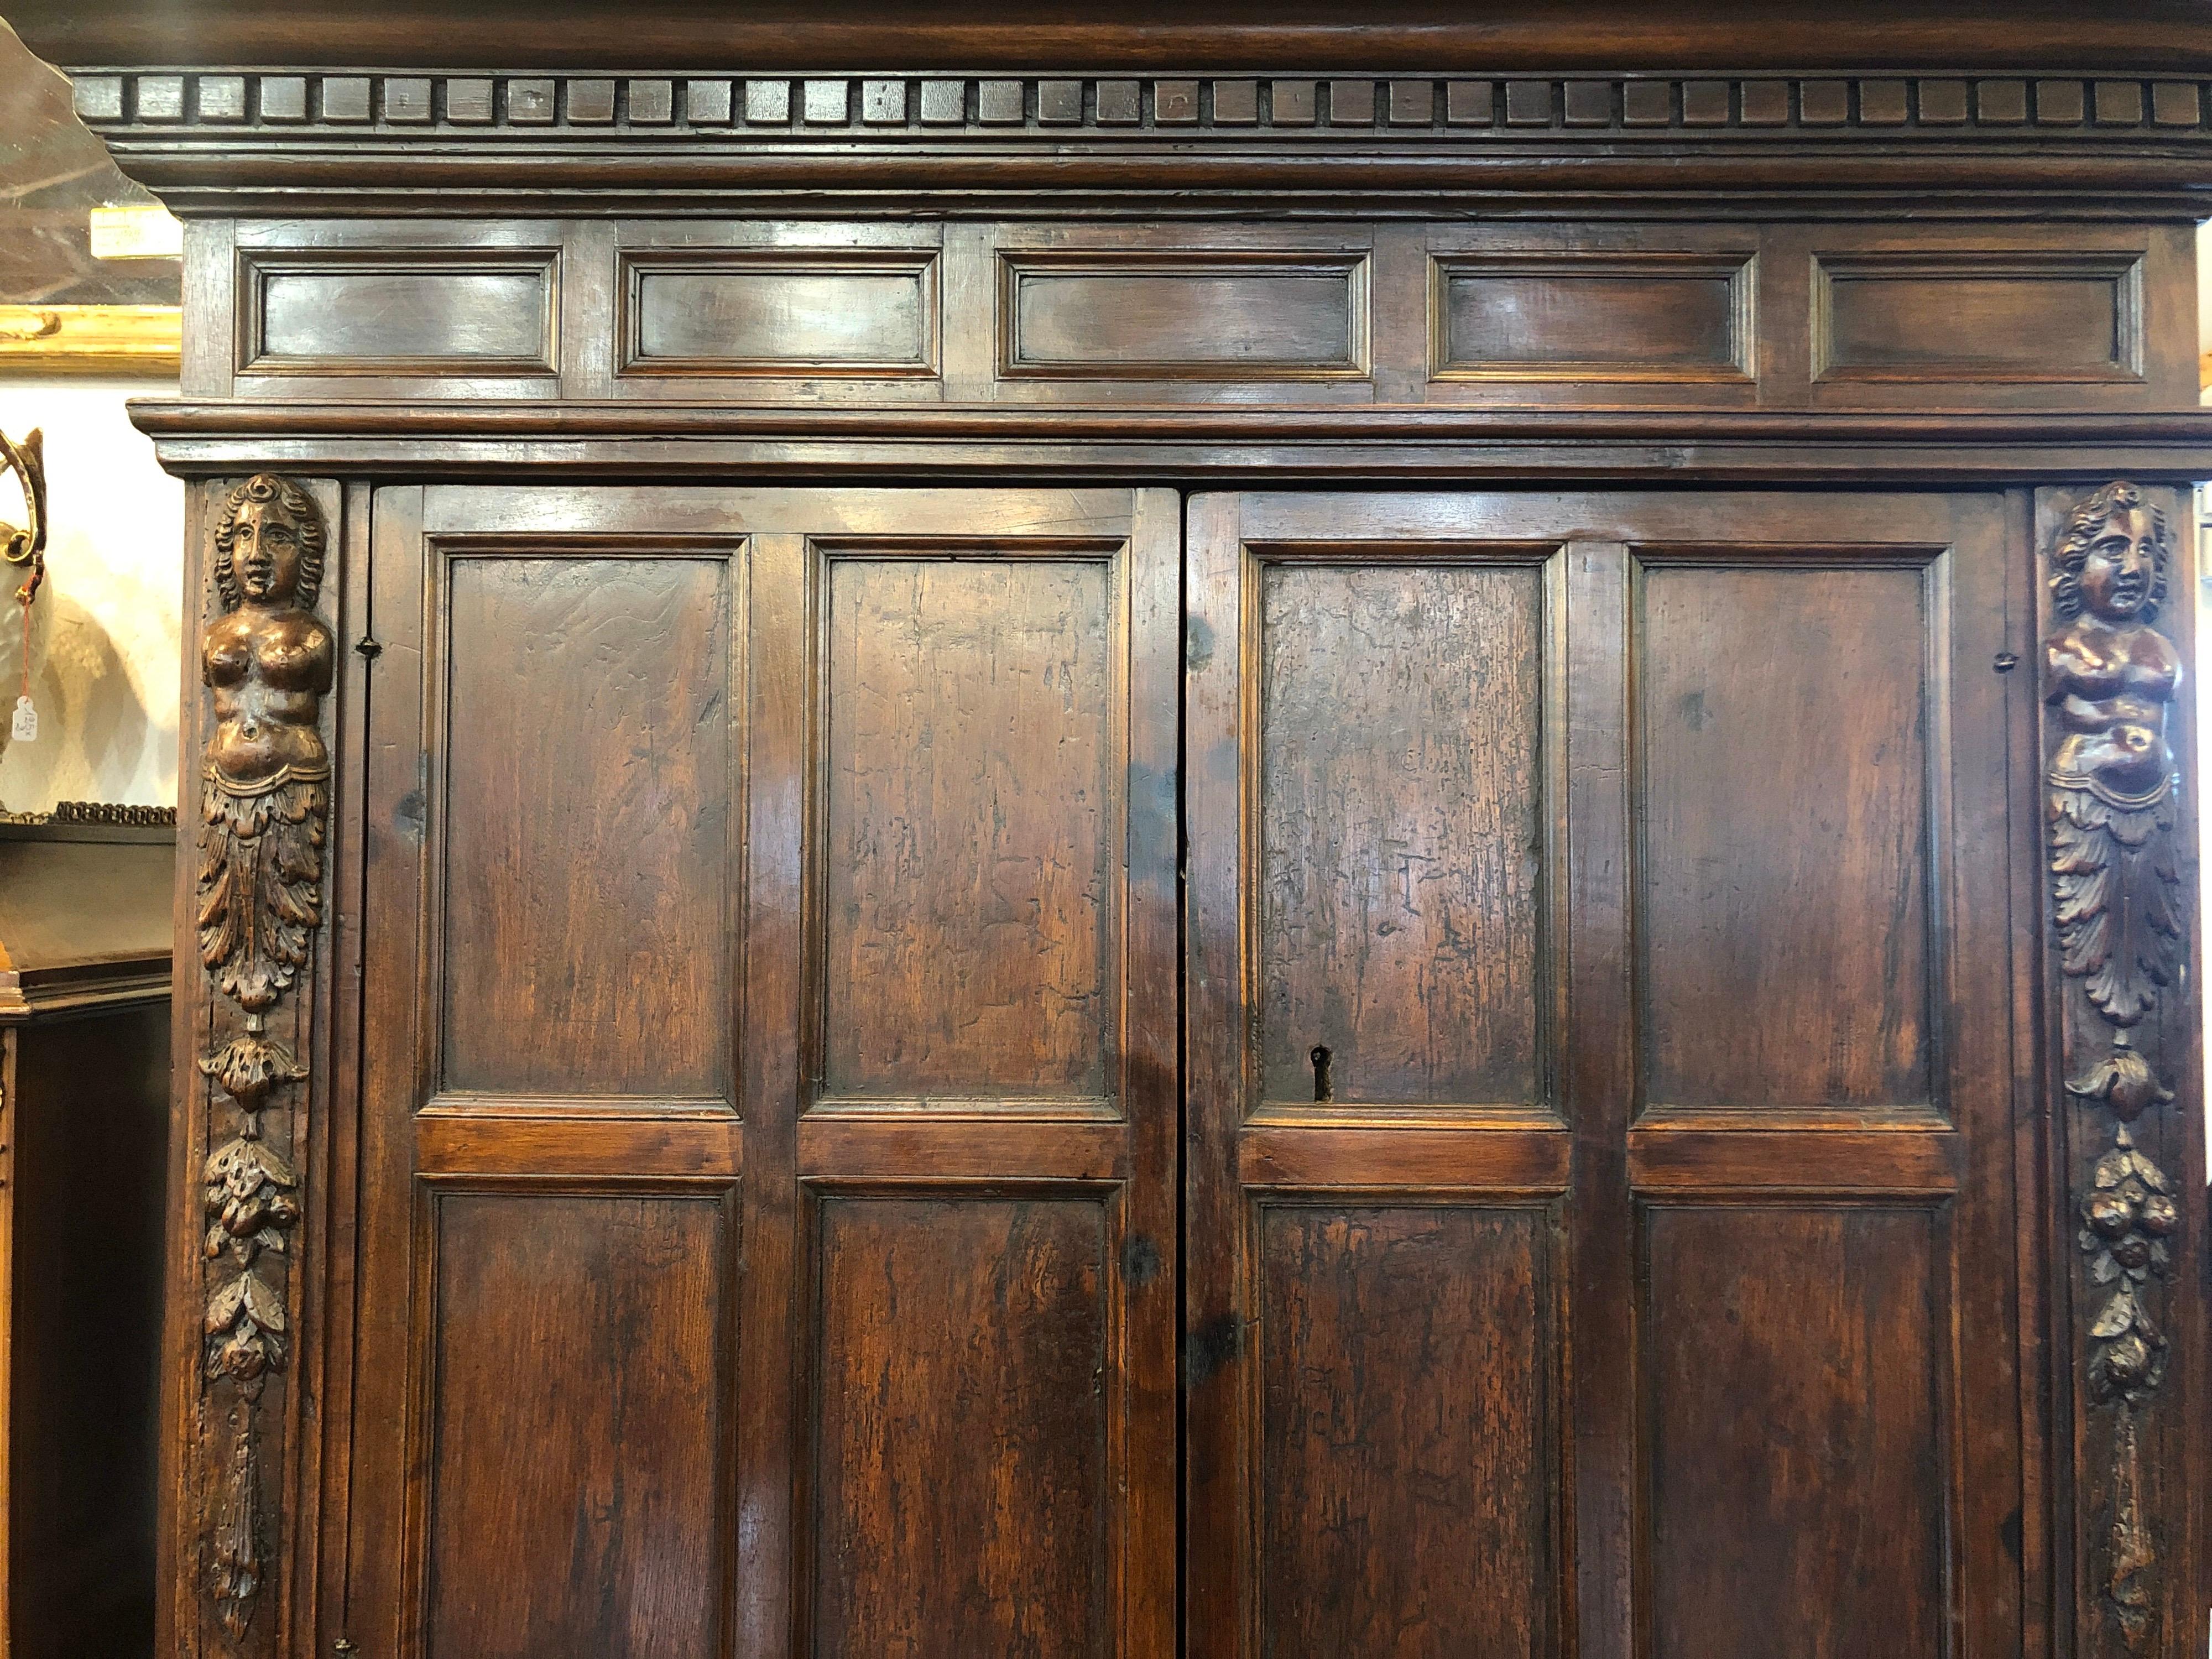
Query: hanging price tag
11 594 29 742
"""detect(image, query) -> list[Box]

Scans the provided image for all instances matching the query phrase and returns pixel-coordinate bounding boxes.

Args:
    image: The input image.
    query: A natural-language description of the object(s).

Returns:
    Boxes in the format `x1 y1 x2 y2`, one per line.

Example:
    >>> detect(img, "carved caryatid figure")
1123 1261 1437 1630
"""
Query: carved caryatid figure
199 473 333 1016
2043 480 2190 1655
2046 480 2183 1029
194 474 331 1642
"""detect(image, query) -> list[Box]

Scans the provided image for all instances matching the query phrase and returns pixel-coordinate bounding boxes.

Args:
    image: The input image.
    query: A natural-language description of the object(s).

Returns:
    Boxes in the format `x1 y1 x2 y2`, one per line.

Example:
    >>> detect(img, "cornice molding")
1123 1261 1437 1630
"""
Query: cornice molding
124 401 2212 483
22 2 2212 76
73 67 2212 142
63 67 2212 216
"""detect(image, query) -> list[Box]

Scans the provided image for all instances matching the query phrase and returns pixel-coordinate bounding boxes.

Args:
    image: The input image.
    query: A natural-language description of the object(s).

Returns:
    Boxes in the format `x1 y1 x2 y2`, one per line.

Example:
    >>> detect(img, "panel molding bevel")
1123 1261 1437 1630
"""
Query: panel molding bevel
399 1177 743 1659
1632 1196 1961 1659
617 244 943 379
800 533 1134 1117
1426 249 1755 384
798 1180 1126 1659
1243 1193 1568 1659
1235 539 1568 1126
1626 542 1954 1124
416 533 748 1114
997 247 1372 382
235 244 563 377
1811 248 2147 384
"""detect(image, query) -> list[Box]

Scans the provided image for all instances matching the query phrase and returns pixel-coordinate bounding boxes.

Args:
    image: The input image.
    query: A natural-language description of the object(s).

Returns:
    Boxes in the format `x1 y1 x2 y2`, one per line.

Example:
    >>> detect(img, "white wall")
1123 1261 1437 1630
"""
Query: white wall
0 376 180 813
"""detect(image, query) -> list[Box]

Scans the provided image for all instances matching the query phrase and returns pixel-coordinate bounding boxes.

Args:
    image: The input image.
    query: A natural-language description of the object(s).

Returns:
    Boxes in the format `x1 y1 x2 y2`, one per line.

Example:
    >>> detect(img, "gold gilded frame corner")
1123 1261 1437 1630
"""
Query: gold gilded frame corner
0 303 179 372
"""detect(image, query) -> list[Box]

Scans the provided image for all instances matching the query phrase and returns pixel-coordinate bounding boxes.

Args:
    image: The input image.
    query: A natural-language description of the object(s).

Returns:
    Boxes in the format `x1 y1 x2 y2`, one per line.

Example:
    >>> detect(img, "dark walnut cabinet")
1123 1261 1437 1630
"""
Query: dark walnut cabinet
0 820 174 1658
15 2 2212 1655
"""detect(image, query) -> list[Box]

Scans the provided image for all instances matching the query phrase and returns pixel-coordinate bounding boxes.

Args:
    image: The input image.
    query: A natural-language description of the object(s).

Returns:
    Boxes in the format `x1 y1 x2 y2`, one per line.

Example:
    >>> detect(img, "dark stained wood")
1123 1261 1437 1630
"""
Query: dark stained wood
1004 253 1366 378
820 554 1114 1103
1188 490 2026 1659
629 259 933 374
24 0 2212 78
1641 1204 1949 1659
86 18 2212 1659
1185 492 1575 1659
811 1195 1109 1659
1257 559 1545 1109
1817 253 2138 382
1635 559 1934 1115
440 553 734 1102
249 260 554 371
343 486 1175 1659
1256 1203 1556 1658
1561 536 1637 1659
424 1190 733 1659
0 833 174 1659
1434 256 1749 382
2033 482 2205 1658
142 220 2208 415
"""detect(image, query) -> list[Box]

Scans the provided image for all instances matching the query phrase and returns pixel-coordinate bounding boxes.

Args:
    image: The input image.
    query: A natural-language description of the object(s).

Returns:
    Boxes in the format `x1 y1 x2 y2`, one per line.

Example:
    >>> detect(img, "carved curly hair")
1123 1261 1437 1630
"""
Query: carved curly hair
2051 479 2169 624
212 473 326 611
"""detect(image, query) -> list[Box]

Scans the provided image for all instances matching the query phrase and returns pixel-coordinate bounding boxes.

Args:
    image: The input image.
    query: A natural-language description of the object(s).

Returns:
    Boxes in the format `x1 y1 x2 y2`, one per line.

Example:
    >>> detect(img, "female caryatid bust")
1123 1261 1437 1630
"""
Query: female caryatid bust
2046 480 2185 1027
198 474 333 1019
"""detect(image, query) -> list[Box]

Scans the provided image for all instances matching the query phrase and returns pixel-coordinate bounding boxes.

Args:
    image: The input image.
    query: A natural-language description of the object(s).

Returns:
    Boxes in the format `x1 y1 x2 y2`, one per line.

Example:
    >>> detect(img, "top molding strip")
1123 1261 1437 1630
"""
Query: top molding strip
65 68 2212 218
24 1 2212 76
69 70 2212 138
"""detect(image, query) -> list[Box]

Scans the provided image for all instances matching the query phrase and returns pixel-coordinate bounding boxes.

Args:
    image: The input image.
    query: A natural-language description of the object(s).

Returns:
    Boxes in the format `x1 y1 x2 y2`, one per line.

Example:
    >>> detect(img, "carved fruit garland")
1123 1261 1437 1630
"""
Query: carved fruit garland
2043 481 2186 1653
195 474 333 1642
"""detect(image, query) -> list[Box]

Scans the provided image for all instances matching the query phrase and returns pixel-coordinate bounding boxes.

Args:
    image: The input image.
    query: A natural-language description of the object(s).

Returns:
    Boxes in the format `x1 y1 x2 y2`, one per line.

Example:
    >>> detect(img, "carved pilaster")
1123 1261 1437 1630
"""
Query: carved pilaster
190 475 332 1647
2038 479 2195 1656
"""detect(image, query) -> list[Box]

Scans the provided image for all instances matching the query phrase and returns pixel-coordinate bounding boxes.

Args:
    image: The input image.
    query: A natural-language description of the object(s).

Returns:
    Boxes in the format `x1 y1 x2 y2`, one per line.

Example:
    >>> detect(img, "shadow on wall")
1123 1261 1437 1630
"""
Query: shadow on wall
0 586 149 812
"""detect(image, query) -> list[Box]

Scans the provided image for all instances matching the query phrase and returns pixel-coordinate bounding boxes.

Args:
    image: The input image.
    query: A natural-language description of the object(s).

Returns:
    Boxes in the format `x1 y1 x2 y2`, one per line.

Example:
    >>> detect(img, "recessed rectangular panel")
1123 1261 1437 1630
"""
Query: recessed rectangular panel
250 258 553 368
426 1192 731 1659
821 556 1115 1102
1816 254 2139 380
813 1196 1109 1658
1258 1205 1556 1657
1636 561 1933 1112
1259 561 1544 1108
1436 257 1748 380
441 555 733 1099
1642 1204 1947 1658
625 253 936 374
1004 254 1366 377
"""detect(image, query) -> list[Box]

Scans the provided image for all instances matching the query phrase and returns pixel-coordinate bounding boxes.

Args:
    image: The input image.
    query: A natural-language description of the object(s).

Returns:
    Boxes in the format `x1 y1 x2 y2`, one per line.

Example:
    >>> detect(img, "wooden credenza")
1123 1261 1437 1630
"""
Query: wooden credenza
0 818 174 1658
15 3 2212 1655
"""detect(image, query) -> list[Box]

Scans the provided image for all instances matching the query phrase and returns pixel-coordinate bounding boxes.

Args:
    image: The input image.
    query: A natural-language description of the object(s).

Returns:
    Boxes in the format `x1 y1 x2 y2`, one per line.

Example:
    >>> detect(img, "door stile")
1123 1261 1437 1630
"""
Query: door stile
1124 486 1185 1657
345 483 428 1655
1181 489 1245 1659
741 530 807 1659
308 477 377 1659
1563 542 1636 1659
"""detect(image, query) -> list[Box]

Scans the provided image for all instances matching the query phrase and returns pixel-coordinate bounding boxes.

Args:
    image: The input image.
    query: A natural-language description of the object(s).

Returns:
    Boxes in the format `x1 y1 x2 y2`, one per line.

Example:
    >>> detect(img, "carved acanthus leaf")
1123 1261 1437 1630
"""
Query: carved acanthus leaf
192 474 333 1646
2049 784 2182 1027
2043 480 2188 1657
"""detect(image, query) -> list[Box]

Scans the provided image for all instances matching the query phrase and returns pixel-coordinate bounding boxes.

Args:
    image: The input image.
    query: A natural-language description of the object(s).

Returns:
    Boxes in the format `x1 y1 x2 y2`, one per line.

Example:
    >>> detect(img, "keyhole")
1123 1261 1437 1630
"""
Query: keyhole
1310 1045 1334 1102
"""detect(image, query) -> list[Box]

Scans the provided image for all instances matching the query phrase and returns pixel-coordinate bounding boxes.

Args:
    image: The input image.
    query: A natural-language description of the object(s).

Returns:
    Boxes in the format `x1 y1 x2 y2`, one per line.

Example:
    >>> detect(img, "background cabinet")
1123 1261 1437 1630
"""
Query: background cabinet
0 821 173 1659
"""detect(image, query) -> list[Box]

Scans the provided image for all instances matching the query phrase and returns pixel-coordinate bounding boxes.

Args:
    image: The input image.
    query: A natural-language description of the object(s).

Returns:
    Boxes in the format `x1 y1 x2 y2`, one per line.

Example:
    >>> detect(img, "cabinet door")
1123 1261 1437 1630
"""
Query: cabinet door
343 485 1178 1659
1184 490 2026 1659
